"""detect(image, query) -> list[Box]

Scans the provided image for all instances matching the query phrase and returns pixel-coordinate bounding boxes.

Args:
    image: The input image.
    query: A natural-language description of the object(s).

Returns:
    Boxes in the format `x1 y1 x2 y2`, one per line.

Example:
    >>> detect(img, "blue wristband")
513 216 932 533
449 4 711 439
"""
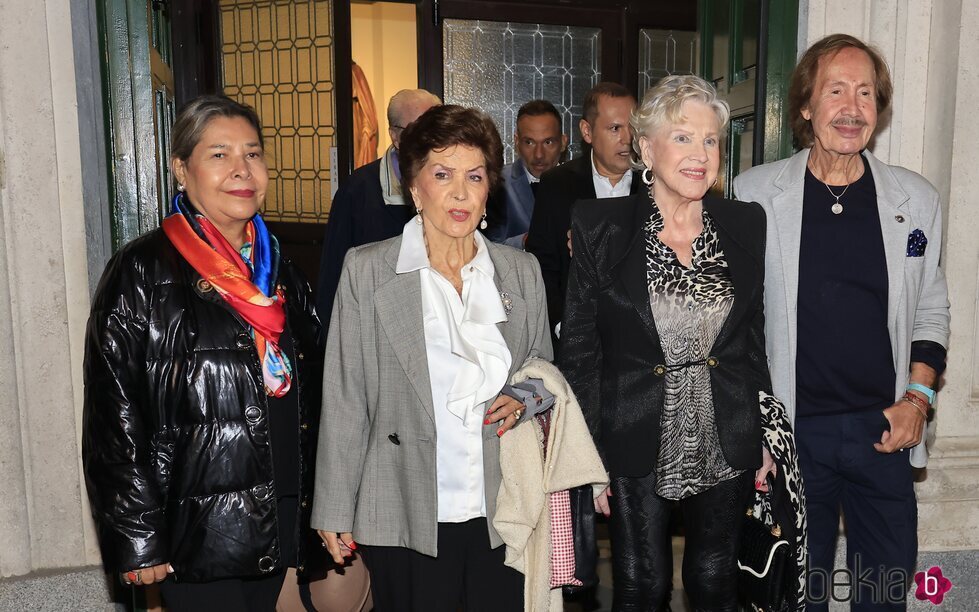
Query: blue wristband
906 383 936 404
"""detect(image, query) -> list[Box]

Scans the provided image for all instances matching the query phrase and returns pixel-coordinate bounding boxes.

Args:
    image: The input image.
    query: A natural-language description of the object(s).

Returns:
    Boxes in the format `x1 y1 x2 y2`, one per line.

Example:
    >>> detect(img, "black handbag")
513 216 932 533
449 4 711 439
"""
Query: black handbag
737 476 794 612
562 484 600 594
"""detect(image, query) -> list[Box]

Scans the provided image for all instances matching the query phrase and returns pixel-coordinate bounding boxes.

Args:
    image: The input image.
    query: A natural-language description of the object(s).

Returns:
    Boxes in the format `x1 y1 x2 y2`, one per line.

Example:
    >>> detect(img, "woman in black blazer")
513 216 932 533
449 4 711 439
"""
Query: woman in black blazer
561 75 778 610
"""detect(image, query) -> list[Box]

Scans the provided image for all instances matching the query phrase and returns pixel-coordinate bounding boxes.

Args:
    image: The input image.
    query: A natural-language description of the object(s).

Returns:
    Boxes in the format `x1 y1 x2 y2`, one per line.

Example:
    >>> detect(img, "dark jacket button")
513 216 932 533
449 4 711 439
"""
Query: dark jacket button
388 433 401 445
706 356 719 368
653 364 667 376
297 352 305 360
300 422 309 431
236 332 252 348
258 556 275 573
196 279 213 293
244 406 262 422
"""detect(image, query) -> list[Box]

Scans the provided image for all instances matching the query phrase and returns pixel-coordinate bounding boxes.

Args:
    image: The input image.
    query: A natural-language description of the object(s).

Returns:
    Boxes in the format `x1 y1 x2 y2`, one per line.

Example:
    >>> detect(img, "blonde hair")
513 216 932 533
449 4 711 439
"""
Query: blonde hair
630 75 730 169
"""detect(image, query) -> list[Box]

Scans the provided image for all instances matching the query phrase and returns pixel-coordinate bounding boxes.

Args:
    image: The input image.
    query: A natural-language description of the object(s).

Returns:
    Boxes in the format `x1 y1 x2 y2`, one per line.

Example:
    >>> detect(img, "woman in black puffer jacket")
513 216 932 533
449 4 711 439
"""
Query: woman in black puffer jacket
82 96 369 611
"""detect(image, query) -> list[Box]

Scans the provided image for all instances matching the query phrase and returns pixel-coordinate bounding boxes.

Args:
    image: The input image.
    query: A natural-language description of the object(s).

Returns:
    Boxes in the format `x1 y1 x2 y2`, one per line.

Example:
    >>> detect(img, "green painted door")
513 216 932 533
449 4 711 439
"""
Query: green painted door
699 0 798 193
98 0 176 250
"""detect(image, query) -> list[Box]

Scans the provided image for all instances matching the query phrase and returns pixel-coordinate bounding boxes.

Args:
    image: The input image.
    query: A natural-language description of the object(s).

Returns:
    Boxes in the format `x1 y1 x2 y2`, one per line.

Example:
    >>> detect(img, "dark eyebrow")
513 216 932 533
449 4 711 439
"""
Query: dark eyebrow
206 142 261 149
466 165 486 173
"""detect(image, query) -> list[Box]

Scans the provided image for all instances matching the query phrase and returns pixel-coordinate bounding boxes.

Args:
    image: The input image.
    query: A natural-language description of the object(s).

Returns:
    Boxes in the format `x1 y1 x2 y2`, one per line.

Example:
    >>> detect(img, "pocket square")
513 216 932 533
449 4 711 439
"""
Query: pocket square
907 229 927 257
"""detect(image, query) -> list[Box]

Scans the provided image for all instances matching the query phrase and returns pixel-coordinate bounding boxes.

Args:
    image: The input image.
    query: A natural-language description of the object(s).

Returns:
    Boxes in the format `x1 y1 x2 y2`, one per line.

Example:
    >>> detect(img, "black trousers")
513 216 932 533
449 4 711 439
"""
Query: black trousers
797 411 917 611
608 470 752 612
160 496 298 612
361 517 523 612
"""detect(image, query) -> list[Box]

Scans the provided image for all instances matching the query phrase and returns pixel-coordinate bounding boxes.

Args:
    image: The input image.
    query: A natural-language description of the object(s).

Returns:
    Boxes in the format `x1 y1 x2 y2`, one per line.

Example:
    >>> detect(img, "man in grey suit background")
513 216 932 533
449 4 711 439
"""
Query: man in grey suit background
735 34 950 611
487 99 568 248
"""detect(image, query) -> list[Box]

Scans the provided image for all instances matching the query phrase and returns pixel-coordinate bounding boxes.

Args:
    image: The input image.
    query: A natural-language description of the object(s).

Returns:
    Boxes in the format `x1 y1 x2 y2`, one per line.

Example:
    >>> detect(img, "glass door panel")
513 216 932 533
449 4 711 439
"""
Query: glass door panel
637 28 699 94
442 19 601 161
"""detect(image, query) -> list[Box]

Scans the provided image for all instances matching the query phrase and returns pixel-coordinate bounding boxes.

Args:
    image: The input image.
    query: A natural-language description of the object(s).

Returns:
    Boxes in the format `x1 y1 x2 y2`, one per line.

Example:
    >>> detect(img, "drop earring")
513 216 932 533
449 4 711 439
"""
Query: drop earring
480 212 488 230
415 207 423 225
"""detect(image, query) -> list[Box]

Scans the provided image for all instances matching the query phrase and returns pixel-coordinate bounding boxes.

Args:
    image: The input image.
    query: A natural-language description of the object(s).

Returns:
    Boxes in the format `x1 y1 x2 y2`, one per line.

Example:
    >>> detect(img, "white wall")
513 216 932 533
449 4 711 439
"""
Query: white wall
0 0 100 577
350 1 419 153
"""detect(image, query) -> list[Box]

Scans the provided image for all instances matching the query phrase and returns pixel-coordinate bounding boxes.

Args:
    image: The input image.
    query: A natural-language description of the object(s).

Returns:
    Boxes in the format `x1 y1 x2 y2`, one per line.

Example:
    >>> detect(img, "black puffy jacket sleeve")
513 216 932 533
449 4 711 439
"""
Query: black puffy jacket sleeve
82 247 168 573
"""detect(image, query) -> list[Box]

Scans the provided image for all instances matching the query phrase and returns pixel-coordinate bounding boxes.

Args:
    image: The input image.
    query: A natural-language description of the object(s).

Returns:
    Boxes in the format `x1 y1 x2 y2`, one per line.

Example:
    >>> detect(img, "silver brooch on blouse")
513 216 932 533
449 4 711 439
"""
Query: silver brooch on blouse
500 291 514 314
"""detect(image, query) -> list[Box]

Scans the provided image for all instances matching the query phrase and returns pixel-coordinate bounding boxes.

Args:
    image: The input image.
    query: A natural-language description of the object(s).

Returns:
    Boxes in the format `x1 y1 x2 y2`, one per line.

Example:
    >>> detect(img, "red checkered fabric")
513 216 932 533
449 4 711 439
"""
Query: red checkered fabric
549 489 582 588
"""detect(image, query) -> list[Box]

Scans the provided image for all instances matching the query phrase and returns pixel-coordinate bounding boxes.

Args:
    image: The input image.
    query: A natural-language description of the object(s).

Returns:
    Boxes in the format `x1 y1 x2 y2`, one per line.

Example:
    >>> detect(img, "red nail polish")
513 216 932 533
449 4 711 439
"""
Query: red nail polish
484 418 490 425
754 481 762 490
348 541 358 551
497 428 504 437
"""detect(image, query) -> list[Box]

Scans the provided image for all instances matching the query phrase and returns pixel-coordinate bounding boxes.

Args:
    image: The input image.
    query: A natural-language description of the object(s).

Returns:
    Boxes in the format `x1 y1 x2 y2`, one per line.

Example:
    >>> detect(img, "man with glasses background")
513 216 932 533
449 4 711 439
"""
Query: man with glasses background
317 88 441 326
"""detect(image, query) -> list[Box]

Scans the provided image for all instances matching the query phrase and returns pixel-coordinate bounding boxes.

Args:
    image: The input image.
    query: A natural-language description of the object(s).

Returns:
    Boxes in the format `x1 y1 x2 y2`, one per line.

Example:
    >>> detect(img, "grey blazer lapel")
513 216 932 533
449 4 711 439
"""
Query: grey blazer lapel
769 150 809 339
865 151 911 336
487 243 528 362
375 239 436 425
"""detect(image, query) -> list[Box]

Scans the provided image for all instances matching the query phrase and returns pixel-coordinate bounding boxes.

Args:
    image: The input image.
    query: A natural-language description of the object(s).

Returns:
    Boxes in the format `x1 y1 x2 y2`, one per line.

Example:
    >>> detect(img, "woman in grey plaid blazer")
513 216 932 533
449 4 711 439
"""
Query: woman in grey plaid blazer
311 105 553 611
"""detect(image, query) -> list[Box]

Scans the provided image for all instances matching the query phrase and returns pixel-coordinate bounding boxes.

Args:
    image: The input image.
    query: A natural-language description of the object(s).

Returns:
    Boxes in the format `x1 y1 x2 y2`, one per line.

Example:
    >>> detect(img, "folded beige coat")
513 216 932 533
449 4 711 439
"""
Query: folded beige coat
494 357 609 612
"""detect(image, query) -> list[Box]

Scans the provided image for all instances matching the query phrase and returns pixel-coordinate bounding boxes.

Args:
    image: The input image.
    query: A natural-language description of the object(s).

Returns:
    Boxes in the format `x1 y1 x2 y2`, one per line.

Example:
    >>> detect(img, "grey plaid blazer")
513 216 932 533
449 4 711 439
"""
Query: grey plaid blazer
311 233 553 556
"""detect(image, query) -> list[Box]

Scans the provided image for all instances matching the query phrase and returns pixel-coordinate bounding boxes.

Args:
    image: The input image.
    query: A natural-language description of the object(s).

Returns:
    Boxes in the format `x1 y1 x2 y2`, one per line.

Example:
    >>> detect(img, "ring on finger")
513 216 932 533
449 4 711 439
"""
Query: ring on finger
513 408 523 420
126 570 141 585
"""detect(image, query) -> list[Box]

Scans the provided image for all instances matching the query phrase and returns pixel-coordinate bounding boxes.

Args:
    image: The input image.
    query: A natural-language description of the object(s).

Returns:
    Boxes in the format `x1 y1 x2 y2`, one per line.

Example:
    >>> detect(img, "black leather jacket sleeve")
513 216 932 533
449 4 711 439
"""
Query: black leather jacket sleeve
559 207 604 451
82 250 168 573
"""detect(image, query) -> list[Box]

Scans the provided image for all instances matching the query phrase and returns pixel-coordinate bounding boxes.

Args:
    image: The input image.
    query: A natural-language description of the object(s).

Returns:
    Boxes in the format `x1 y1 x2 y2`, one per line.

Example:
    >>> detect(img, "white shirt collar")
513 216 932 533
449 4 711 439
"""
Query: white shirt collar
523 163 541 184
590 152 633 198
396 218 495 278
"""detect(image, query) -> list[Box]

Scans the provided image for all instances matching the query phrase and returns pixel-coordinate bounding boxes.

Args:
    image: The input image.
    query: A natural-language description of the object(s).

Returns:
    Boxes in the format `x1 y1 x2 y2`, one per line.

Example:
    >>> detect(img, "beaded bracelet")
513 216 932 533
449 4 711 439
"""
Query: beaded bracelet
900 392 929 419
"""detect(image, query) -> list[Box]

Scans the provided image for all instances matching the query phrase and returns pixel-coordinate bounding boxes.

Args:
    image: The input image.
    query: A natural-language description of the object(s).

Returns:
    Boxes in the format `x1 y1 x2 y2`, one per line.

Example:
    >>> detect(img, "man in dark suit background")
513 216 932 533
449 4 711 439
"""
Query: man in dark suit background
525 82 641 353
488 99 568 248
316 88 440 325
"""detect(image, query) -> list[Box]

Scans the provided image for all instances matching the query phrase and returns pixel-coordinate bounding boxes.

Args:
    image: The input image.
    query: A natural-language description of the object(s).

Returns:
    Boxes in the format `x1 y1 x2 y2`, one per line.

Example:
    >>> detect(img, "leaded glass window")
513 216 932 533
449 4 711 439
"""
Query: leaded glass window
637 29 699 96
220 0 336 223
442 19 601 162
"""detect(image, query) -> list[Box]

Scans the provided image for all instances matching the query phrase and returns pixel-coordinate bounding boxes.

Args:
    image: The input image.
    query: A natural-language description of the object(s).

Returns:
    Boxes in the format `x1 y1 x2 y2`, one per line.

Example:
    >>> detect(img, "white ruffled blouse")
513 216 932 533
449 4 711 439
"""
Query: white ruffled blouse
396 220 513 522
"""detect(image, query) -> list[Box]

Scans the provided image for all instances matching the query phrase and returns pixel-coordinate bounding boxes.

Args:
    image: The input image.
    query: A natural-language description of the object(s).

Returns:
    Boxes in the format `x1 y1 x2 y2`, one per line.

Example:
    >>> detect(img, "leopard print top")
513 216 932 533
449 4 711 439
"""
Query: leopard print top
645 203 743 500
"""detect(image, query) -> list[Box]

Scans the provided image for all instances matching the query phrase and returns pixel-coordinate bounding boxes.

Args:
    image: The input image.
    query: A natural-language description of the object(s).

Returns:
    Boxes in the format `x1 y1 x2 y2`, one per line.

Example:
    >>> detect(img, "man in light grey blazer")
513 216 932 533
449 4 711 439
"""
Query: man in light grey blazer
734 34 949 611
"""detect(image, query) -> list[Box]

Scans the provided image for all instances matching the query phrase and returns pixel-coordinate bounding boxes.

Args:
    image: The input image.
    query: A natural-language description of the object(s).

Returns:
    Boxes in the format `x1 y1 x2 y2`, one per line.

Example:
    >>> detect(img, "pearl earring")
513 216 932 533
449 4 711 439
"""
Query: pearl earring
480 213 488 230
415 207 423 225
177 184 185 192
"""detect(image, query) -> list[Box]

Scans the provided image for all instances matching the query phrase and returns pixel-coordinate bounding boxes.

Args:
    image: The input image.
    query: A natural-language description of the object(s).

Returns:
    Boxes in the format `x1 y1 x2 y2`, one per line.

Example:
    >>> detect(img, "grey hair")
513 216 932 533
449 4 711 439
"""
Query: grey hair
629 75 730 170
171 95 263 162
387 89 442 128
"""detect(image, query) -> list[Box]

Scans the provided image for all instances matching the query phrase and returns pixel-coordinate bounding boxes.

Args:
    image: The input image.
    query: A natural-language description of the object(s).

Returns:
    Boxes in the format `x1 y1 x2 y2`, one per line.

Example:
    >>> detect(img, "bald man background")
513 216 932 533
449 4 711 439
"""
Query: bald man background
316 89 440 326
